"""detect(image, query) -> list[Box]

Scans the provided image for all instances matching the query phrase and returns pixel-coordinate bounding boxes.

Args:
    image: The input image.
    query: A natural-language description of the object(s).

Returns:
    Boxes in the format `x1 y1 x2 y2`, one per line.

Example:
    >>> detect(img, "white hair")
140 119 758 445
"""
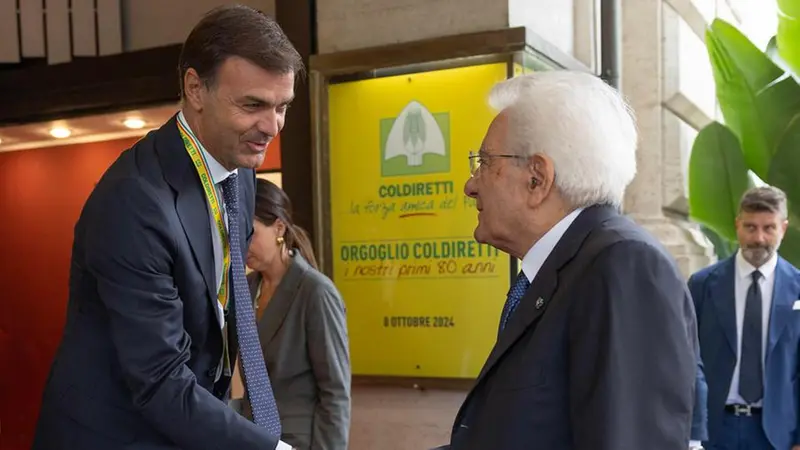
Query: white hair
488 71 638 208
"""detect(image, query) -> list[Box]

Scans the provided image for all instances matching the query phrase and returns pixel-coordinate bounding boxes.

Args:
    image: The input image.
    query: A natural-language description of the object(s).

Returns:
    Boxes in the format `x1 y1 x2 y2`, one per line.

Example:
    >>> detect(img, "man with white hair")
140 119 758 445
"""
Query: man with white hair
443 71 699 449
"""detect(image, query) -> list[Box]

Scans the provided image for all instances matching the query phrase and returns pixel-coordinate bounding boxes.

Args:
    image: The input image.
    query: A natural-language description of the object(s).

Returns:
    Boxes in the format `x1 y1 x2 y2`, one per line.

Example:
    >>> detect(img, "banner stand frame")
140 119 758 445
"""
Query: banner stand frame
308 27 592 390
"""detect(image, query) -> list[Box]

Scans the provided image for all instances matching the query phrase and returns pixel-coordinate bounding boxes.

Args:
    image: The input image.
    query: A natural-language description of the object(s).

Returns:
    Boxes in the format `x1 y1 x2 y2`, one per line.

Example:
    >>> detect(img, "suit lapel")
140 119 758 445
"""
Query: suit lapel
258 253 308 348
475 269 556 383
459 205 618 421
155 115 217 309
709 257 737 355
767 258 797 359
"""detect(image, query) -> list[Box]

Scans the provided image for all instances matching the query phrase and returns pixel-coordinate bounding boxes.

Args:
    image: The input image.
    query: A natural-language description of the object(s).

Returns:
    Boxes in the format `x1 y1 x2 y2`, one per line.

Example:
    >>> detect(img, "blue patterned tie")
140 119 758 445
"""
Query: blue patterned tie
221 173 282 436
498 270 530 334
740 270 763 404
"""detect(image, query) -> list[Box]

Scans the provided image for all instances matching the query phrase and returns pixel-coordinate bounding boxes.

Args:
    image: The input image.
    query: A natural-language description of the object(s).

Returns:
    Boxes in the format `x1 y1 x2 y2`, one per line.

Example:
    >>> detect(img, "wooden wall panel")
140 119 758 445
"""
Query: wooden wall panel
45 0 71 64
20 0 45 58
0 0 20 63
71 0 98 56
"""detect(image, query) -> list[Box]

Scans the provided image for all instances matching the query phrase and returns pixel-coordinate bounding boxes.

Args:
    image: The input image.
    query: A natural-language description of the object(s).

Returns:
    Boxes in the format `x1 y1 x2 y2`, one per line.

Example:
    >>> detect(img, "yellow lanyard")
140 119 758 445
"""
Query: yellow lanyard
176 120 231 309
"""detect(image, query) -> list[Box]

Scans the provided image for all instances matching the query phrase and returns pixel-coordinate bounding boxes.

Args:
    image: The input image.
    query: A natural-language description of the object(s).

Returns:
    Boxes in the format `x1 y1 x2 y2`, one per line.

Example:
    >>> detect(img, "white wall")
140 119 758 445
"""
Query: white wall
122 0 276 52
676 7 716 120
316 0 507 54
508 0 574 57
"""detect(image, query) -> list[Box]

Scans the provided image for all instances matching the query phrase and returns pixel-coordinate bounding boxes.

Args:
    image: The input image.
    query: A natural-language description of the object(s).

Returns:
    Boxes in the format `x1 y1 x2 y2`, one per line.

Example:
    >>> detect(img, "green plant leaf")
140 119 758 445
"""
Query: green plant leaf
766 35 778 56
700 225 738 260
777 0 800 76
706 19 800 179
762 110 800 266
688 122 750 242
765 35 791 72
765 113 800 266
767 114 800 203
779 222 800 268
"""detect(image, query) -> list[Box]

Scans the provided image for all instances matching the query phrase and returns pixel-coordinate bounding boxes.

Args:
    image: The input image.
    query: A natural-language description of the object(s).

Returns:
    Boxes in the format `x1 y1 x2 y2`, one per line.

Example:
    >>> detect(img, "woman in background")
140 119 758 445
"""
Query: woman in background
239 178 351 450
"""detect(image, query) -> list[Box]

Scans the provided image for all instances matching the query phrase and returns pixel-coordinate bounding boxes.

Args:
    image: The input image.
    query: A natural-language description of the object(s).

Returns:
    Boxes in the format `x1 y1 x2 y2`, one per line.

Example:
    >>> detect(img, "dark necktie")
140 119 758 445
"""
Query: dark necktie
498 270 530 334
740 270 763 404
221 173 282 436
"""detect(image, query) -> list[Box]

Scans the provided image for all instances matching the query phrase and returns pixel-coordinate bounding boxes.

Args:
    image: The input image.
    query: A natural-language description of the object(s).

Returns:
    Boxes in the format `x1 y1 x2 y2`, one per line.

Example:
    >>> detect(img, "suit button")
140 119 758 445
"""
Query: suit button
207 365 218 377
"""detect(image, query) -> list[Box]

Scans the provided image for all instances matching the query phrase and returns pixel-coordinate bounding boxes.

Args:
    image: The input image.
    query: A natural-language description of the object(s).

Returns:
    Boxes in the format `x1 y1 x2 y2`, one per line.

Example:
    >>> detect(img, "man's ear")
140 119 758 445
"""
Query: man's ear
183 68 206 111
528 154 555 193
526 153 556 208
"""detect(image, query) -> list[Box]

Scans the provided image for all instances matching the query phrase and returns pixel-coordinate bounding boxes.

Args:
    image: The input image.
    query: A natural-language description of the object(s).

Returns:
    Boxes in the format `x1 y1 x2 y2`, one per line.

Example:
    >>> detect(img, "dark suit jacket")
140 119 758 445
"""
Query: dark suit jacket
690 255 800 450
692 361 710 442
241 253 351 450
32 116 278 450
447 205 698 450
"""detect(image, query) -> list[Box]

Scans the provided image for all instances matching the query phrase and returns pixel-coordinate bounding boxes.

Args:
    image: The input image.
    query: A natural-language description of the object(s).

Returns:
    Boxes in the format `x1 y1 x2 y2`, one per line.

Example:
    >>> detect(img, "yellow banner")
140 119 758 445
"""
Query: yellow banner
328 63 511 378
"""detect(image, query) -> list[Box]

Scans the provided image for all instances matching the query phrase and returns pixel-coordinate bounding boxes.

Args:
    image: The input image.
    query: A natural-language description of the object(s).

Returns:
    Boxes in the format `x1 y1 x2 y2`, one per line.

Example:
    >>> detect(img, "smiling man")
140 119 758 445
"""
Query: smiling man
33 5 302 450
691 186 800 450
439 71 699 450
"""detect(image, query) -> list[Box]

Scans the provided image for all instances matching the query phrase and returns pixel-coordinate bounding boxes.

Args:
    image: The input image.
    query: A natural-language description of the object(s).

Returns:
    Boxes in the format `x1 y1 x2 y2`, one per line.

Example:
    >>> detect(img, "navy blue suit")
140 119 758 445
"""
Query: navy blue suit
445 205 698 450
693 361 710 442
690 255 800 450
32 116 278 449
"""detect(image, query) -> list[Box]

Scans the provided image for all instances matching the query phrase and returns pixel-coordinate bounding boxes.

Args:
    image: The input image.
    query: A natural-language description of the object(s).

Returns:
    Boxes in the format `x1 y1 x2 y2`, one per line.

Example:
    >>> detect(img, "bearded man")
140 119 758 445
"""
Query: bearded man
691 185 800 450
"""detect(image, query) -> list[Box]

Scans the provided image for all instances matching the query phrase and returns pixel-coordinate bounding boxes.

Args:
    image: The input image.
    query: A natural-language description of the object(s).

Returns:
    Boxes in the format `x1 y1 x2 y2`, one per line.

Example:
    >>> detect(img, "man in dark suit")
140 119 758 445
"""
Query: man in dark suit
690 186 800 450
693 362 710 447
440 71 699 449
32 5 303 450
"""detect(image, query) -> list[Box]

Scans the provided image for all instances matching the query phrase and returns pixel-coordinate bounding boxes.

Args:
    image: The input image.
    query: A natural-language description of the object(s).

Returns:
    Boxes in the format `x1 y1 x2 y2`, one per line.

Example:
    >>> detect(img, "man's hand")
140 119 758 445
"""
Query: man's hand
791 446 800 450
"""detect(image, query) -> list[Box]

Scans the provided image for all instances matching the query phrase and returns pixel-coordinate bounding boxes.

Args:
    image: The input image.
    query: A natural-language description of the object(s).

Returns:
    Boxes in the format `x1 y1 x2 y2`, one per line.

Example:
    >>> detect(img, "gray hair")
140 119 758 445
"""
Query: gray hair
488 71 638 208
739 186 788 219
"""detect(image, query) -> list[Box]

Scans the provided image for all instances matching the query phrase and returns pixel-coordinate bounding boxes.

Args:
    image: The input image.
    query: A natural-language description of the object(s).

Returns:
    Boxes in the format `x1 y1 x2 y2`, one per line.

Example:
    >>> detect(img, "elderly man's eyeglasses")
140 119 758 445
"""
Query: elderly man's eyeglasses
468 151 527 176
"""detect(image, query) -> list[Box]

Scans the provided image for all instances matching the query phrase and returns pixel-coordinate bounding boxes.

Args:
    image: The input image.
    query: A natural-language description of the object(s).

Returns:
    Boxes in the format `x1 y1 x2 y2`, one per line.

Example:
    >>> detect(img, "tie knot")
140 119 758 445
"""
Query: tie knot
752 270 763 282
220 172 239 205
221 171 238 189
509 270 530 298
515 270 530 286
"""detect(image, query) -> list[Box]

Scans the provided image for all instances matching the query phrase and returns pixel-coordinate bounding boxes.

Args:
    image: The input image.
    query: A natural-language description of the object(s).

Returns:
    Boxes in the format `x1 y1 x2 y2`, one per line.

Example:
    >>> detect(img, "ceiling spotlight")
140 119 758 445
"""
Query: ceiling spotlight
123 117 146 129
50 126 71 139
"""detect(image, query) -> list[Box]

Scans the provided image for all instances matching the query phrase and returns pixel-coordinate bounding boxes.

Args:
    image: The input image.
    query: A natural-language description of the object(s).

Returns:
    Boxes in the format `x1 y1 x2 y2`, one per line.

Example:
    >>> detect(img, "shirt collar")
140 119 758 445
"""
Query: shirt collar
521 208 584 283
177 110 236 185
735 247 778 280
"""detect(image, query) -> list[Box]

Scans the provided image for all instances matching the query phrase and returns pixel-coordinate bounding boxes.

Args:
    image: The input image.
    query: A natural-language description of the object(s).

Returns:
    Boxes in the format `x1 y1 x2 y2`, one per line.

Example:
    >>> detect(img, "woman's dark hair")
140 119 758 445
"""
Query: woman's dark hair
178 4 305 98
254 178 318 269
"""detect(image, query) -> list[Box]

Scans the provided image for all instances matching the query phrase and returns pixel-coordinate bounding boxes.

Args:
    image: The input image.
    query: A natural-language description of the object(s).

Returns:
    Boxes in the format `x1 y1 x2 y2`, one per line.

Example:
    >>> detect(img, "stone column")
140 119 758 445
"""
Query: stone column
621 0 715 278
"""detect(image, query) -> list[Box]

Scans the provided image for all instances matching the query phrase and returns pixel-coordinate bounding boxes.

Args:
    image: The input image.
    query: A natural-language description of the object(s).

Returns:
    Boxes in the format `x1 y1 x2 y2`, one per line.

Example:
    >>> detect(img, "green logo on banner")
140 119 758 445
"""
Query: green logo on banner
380 100 450 177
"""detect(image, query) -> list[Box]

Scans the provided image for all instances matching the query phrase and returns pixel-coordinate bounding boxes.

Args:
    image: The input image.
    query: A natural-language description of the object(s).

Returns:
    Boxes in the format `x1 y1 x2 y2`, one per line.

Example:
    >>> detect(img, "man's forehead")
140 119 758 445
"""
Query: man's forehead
240 90 295 104
739 211 782 223
216 57 294 90
482 114 509 153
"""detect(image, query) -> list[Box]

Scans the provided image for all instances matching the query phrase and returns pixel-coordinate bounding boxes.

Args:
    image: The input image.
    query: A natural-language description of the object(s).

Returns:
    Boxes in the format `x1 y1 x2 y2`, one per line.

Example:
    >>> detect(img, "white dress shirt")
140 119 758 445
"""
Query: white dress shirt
520 208 584 283
177 112 292 450
726 249 777 406
177 111 235 329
